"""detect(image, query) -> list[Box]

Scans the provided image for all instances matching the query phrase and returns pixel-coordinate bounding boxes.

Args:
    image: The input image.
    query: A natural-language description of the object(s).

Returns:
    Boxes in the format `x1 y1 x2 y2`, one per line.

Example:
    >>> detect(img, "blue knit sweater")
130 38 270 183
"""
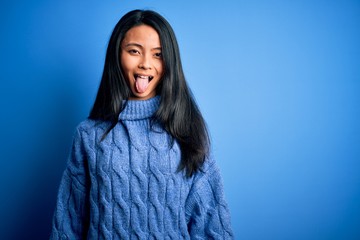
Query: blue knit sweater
50 96 233 239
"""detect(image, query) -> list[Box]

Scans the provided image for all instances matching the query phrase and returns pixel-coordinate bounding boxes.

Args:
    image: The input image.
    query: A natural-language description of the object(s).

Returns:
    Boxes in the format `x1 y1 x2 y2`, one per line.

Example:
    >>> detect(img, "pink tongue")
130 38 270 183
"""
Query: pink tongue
135 77 149 93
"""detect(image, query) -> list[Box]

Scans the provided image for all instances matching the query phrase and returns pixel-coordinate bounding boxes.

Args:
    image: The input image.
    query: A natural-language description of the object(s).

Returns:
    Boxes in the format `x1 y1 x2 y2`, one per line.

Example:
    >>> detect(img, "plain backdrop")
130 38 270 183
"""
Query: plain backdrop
1 0 359 239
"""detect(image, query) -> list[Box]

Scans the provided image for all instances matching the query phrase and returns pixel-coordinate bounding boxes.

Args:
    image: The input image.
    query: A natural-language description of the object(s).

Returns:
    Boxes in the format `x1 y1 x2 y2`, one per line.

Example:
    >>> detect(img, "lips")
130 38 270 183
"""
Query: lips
134 74 153 93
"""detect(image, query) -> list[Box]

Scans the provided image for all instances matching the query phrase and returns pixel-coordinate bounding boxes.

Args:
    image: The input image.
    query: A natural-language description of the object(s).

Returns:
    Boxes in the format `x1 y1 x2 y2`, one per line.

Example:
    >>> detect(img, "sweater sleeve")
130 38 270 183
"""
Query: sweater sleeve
185 159 234 239
50 127 90 240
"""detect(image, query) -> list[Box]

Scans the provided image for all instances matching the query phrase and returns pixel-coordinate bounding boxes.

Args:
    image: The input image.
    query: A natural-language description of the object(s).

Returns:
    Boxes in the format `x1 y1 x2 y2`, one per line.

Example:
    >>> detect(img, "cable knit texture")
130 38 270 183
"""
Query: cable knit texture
50 96 233 239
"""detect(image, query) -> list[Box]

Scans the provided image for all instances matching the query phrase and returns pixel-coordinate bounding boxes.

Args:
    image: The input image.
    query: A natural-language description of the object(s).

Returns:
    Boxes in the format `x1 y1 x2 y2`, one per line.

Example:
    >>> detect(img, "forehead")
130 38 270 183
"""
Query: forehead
122 25 161 46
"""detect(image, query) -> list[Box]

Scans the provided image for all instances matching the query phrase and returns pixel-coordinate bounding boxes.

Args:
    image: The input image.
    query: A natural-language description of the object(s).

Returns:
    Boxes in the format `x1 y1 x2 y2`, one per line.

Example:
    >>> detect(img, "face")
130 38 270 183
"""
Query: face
120 24 164 100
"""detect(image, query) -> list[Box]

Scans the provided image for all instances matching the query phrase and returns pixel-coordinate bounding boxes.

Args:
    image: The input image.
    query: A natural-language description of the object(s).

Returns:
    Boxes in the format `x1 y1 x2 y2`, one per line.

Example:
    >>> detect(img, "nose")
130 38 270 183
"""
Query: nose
138 54 151 70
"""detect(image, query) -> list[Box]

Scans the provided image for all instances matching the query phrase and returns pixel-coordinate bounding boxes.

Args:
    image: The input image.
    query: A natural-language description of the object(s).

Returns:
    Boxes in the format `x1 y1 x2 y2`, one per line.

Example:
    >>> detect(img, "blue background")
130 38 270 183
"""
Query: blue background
1 0 359 239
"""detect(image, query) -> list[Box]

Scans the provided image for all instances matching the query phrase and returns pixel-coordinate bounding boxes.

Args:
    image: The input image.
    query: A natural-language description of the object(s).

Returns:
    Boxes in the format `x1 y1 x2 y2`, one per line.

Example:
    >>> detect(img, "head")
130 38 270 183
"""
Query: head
90 10 185 120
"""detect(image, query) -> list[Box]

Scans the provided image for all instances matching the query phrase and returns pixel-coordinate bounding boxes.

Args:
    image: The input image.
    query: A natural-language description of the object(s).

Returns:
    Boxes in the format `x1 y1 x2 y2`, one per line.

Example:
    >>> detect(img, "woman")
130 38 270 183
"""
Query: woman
50 9 233 239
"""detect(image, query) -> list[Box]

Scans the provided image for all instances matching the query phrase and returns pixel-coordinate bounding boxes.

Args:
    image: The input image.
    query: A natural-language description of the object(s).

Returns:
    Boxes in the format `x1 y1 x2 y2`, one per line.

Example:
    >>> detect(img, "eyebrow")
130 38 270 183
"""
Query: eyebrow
124 43 162 51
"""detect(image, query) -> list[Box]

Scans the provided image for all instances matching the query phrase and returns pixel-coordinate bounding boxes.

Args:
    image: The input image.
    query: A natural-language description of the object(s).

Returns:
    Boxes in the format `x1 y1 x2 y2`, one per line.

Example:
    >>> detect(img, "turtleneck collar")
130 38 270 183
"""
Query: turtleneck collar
119 96 160 121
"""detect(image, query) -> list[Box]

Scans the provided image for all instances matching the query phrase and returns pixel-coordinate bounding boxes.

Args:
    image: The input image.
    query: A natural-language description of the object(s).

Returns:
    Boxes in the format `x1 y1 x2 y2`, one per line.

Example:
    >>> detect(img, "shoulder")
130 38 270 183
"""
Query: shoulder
75 119 110 135
76 118 106 132
71 119 111 145
192 156 221 189
196 155 218 181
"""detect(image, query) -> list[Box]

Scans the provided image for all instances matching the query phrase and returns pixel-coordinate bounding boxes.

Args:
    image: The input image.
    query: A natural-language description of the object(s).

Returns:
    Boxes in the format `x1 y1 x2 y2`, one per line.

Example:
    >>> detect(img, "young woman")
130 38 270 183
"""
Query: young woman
50 9 233 239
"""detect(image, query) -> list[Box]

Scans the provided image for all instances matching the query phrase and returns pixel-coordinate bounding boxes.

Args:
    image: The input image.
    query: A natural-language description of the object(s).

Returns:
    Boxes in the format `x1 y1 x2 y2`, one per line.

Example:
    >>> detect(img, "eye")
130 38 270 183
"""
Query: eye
128 49 140 55
154 52 162 58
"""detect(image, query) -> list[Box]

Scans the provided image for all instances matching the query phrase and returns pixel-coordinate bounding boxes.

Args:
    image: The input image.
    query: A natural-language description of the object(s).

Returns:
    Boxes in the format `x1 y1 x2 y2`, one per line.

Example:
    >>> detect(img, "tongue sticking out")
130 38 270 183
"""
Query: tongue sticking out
135 76 150 93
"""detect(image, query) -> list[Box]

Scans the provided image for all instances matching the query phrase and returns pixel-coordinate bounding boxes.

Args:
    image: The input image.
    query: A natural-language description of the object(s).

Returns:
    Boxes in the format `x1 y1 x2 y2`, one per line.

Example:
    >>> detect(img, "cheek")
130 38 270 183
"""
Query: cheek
120 53 127 65
120 55 133 76
119 58 133 87
120 50 133 67
156 61 164 76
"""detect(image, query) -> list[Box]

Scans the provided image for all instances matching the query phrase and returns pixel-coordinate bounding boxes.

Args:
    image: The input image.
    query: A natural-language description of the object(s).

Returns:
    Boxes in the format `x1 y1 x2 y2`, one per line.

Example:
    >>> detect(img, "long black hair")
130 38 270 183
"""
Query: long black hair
89 9 209 177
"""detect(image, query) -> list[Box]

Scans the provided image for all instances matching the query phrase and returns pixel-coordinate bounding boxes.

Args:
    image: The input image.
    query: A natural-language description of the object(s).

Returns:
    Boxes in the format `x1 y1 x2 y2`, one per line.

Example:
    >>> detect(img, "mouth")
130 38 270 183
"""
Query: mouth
134 74 154 93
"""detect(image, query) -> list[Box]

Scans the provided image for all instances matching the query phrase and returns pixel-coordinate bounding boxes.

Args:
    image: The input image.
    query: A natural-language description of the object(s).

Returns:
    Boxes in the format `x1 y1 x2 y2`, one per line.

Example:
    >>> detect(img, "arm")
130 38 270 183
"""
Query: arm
50 128 89 240
185 159 234 239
